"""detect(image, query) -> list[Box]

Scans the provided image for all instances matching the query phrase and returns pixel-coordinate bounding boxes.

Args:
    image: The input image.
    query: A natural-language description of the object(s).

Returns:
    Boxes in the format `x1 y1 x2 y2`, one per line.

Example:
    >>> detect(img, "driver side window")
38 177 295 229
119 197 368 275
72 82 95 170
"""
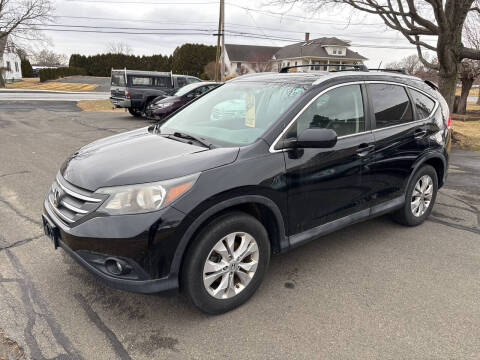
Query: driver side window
289 84 365 138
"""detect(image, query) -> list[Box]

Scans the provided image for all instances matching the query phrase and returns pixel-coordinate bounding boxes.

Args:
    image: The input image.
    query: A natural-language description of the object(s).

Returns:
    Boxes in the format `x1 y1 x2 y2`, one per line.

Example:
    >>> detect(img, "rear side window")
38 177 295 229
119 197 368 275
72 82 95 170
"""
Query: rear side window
177 77 187 87
291 84 365 138
130 76 153 86
155 76 172 88
410 89 435 119
368 84 413 128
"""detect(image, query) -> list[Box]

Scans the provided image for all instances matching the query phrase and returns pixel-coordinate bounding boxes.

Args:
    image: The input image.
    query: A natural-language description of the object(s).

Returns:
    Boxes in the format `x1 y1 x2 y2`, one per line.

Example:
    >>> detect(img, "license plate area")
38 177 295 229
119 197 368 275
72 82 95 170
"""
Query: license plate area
42 214 60 249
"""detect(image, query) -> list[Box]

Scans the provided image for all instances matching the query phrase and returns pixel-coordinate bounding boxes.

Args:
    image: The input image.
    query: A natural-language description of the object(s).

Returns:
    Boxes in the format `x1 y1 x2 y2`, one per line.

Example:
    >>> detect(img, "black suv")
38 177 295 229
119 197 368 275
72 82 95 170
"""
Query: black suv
43 70 451 314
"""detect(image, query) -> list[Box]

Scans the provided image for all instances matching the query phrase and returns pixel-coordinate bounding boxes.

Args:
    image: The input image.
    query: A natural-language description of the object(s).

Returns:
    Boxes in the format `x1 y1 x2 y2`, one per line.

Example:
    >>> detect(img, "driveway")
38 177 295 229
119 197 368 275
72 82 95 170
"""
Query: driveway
0 105 479 359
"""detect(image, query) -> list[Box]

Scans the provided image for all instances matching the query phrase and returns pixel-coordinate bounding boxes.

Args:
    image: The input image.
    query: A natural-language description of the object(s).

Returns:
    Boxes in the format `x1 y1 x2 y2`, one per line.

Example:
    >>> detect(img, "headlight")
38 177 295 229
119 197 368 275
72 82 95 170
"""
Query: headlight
95 173 199 215
154 102 174 109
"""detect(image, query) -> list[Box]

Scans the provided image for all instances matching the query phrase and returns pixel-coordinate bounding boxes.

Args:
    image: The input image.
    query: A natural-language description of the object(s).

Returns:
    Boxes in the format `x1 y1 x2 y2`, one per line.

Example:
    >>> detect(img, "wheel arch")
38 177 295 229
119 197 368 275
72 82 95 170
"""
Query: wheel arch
169 195 288 280
408 152 447 189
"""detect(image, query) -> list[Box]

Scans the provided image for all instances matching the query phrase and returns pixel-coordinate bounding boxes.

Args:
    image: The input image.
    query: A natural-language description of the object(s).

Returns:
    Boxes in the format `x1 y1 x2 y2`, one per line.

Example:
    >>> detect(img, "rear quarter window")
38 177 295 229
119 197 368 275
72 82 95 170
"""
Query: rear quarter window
368 84 413 128
410 89 435 119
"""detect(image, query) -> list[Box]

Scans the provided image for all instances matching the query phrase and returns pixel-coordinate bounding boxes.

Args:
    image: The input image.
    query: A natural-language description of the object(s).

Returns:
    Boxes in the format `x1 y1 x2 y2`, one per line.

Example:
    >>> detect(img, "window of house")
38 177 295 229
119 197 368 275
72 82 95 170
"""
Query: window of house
6 61 11 71
368 84 413 128
15 62 19 72
410 89 435 119
237 62 241 70
287 84 365 138
333 49 337 54
338 49 342 55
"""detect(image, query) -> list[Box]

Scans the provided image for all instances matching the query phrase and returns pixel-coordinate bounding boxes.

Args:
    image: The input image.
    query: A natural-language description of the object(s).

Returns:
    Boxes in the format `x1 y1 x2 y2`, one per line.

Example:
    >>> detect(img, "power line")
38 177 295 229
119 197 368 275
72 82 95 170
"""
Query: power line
59 0 386 26
22 26 427 49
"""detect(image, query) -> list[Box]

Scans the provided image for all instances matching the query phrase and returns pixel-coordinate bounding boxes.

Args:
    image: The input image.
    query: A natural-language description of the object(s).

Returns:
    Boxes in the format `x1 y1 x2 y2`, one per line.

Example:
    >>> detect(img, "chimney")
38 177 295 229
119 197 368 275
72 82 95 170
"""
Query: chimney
305 32 310 42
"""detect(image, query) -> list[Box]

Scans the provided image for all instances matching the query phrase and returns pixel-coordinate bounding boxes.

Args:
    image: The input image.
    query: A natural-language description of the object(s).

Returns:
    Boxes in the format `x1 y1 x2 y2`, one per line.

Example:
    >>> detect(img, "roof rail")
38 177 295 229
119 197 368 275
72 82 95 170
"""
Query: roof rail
367 68 409 75
279 63 368 73
424 80 438 90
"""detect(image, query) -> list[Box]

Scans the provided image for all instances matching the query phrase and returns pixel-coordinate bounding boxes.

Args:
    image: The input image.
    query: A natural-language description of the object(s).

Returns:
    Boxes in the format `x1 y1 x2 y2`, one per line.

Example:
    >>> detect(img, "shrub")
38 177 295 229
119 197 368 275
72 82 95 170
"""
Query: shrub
21 59 33 78
39 66 86 82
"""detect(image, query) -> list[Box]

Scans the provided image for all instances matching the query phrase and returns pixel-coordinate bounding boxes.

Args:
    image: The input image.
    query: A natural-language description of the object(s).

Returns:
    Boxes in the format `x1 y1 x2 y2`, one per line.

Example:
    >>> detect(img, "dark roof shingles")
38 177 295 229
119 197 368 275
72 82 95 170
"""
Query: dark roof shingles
225 44 281 62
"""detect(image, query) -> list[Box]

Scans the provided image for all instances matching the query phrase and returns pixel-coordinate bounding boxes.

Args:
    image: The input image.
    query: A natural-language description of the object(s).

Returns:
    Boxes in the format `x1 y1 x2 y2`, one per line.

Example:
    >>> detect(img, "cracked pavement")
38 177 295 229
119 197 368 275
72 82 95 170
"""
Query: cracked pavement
0 103 479 359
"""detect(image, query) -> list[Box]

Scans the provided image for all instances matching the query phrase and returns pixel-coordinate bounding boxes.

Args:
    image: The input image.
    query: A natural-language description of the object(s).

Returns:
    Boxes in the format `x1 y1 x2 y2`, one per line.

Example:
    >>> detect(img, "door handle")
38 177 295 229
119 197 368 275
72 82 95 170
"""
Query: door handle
356 144 375 157
414 129 427 139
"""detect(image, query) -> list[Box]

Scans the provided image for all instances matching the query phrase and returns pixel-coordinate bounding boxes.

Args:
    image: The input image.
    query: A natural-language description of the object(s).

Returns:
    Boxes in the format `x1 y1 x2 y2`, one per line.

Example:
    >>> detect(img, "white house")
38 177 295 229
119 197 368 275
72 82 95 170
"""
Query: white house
1 33 22 82
225 34 367 75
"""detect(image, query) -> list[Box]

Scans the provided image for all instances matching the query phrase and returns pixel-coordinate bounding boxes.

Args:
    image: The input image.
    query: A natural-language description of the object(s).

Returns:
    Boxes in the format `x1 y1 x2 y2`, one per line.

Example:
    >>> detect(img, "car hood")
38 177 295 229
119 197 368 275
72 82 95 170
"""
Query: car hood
61 127 239 191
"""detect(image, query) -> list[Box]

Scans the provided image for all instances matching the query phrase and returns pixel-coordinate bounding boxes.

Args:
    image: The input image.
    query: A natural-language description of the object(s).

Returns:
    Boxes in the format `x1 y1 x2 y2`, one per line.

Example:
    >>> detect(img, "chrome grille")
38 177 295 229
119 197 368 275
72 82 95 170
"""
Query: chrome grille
47 175 104 225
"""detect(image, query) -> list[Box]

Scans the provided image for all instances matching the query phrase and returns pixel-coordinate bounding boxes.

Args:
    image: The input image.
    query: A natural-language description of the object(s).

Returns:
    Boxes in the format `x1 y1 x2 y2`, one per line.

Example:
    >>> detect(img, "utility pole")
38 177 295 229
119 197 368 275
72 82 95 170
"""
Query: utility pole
214 0 225 82
220 0 225 81
214 0 221 82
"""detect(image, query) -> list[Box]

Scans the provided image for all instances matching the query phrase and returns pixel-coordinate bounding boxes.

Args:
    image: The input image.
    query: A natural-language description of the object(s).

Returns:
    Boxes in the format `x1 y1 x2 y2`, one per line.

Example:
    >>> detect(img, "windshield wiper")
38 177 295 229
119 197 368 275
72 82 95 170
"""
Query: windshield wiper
161 131 214 149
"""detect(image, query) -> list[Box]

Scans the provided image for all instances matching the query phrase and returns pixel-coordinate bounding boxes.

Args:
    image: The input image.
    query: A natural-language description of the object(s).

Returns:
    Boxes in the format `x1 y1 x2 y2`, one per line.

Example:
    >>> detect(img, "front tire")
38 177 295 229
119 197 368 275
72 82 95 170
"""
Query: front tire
181 212 270 314
128 107 142 117
393 165 438 226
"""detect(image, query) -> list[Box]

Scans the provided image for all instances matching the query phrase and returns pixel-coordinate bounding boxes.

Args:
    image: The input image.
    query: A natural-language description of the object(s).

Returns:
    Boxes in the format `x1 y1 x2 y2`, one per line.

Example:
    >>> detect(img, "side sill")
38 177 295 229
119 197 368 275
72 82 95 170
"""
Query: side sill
288 196 405 250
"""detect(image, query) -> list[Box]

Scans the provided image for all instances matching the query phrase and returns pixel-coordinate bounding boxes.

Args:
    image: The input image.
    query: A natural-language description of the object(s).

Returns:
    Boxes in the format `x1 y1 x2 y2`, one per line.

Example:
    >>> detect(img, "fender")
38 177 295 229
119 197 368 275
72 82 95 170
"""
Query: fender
406 150 447 190
169 195 288 280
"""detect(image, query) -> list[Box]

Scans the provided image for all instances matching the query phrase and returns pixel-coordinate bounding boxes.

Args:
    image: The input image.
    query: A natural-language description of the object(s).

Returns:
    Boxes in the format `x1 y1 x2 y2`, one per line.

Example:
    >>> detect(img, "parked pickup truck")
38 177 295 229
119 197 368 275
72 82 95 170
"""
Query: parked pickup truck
110 69 202 117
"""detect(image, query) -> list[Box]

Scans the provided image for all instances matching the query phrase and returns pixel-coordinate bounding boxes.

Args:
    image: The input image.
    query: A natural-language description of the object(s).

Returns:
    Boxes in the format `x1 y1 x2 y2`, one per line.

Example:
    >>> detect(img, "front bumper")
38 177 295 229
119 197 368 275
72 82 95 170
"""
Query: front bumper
43 195 186 294
109 97 131 108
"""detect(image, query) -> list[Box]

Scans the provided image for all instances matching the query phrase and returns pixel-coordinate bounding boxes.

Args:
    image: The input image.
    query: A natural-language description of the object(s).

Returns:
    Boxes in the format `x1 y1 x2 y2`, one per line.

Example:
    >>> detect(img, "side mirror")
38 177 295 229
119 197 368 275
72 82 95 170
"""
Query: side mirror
274 128 337 150
296 128 337 148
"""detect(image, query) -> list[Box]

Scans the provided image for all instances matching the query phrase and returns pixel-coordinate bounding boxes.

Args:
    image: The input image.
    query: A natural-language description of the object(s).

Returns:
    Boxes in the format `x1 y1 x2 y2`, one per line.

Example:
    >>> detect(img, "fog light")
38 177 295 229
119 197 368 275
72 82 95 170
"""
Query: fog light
105 258 131 276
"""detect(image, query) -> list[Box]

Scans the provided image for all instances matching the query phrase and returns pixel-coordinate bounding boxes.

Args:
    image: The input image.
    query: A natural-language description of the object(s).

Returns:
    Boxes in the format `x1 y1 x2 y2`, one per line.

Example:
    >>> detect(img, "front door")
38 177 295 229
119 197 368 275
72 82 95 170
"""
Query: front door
282 83 374 237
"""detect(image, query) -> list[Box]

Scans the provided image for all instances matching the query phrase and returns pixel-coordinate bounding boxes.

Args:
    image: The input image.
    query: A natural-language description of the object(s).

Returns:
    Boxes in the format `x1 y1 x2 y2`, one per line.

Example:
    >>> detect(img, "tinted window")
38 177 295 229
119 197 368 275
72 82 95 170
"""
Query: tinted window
177 77 187 87
155 76 172 88
290 84 365 138
368 84 413 128
410 89 435 119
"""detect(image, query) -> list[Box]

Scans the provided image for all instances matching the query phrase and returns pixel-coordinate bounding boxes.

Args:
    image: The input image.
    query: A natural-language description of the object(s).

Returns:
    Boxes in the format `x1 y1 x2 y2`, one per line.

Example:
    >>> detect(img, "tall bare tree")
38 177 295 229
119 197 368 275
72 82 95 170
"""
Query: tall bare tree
0 0 52 86
32 48 67 66
105 41 133 55
386 54 424 75
277 0 480 111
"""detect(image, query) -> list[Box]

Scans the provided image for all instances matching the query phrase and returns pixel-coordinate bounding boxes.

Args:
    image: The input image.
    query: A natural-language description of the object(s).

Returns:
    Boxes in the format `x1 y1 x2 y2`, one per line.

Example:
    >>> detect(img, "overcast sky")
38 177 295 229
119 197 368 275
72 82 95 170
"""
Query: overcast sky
43 0 438 66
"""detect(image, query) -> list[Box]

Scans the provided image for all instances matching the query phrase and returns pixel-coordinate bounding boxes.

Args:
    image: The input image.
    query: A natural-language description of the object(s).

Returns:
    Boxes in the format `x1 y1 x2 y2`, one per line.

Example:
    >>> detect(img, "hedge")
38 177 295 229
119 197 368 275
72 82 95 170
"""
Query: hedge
39 66 87 82
69 43 216 78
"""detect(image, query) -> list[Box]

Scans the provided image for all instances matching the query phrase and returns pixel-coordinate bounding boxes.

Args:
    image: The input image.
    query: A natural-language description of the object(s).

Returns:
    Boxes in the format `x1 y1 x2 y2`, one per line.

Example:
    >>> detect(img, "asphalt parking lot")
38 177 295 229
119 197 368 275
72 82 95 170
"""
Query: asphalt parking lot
0 102 479 359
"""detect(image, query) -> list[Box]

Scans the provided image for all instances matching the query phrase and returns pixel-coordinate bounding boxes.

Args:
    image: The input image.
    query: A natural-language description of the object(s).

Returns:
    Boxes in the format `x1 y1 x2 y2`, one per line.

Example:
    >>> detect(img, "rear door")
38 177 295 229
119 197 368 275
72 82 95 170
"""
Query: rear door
283 83 375 236
364 82 430 207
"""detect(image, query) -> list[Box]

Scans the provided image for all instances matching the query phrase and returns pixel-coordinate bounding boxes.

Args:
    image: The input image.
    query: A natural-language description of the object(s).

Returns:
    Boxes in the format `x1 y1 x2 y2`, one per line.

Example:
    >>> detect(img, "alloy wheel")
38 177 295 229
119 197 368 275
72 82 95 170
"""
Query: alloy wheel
203 232 259 299
411 174 433 217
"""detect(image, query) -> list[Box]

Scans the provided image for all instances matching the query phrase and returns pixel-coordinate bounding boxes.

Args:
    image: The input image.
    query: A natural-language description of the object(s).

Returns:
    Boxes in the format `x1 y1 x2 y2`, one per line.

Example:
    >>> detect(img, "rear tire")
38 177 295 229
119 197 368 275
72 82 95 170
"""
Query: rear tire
181 212 270 314
392 165 438 226
128 107 142 117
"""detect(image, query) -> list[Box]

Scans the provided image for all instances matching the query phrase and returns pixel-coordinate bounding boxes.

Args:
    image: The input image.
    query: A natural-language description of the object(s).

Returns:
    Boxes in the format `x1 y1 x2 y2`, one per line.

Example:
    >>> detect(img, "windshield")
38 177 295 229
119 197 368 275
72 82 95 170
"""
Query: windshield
160 81 308 146
111 72 126 86
174 83 203 96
